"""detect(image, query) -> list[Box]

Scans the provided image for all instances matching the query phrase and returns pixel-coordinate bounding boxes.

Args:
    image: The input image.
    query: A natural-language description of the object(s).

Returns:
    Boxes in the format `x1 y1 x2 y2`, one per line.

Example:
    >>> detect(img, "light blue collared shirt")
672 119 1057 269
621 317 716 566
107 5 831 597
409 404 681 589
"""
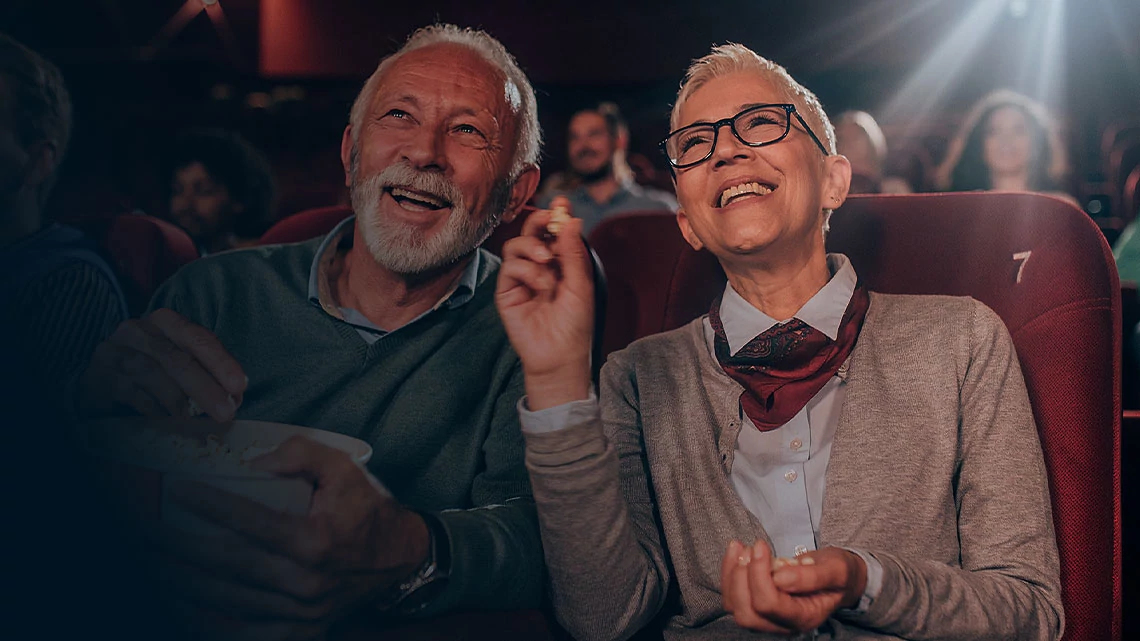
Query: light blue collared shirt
519 253 881 613
537 179 678 235
707 254 857 564
307 215 488 344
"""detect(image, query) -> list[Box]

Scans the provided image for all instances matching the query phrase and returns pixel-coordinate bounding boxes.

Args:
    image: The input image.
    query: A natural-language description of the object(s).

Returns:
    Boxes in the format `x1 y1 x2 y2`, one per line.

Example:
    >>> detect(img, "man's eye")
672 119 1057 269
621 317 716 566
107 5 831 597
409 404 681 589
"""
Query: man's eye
384 109 409 120
455 124 485 138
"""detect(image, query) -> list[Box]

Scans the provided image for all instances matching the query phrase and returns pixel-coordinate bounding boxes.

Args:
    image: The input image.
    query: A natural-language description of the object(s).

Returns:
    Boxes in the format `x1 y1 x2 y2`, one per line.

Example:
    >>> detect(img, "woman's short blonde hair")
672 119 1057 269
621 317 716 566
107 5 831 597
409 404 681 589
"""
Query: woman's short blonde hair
670 43 836 155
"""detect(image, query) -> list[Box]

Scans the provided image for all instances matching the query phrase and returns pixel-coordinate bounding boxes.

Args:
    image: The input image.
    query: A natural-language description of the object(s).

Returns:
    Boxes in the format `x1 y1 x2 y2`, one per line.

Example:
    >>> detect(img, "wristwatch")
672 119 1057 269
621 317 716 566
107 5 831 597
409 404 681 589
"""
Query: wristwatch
386 511 451 614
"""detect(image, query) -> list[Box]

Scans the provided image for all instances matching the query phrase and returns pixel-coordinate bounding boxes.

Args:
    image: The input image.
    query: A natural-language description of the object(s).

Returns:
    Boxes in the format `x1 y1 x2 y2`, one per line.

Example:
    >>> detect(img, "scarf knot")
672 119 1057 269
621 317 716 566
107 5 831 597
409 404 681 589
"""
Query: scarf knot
708 286 869 431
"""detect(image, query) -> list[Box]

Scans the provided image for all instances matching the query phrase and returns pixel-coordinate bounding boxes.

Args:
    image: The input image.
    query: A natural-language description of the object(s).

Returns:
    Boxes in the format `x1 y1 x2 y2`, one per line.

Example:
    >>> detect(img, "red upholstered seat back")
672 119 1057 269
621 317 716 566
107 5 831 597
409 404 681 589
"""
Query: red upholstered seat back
257 204 534 255
258 205 353 245
589 192 1121 641
77 213 200 315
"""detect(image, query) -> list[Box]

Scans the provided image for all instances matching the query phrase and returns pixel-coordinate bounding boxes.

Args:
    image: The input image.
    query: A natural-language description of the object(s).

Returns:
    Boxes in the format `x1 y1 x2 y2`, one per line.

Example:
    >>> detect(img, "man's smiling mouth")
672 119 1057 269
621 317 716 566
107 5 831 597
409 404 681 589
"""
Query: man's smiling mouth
387 186 452 211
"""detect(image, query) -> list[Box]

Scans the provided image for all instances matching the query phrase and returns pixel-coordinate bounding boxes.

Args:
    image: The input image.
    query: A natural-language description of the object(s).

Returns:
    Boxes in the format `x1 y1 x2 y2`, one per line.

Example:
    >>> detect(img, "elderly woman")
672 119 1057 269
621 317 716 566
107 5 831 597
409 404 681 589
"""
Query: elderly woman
495 45 1062 641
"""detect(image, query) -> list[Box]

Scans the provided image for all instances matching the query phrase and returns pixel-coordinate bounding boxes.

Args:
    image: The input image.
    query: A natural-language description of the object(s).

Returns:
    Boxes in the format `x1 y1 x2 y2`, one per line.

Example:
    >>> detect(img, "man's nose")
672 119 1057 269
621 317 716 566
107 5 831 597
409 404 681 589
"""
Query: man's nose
402 127 449 172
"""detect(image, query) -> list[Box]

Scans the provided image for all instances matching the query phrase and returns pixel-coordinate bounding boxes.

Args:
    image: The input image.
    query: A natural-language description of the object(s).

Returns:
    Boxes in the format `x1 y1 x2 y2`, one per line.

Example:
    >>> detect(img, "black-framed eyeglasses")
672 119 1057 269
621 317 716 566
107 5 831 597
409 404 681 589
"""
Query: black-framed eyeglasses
659 103 830 169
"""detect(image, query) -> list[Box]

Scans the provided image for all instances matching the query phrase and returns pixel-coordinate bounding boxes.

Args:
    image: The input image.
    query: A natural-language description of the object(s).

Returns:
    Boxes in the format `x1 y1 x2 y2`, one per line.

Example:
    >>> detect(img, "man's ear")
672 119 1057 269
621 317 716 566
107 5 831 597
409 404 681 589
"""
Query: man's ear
501 165 540 224
340 126 354 188
24 141 57 190
822 153 852 209
676 209 704 251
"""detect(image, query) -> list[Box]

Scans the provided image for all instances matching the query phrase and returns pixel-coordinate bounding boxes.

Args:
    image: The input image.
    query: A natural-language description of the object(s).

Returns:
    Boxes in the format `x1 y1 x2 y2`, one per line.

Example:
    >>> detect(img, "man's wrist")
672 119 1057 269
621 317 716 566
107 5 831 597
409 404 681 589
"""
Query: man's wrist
396 511 431 573
379 511 451 614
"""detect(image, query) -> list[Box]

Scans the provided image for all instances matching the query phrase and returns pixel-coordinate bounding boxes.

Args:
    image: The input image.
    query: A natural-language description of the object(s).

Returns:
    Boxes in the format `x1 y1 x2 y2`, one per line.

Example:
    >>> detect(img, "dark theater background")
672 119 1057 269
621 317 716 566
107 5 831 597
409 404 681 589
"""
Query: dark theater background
3 0 1139 638
3 0 1138 229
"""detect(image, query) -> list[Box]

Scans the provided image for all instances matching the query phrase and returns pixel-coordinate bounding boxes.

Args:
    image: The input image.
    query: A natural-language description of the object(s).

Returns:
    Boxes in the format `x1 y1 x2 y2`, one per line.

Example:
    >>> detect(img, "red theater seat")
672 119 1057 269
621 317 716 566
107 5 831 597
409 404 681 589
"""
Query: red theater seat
258 205 353 245
258 204 533 255
589 192 1121 641
76 213 200 315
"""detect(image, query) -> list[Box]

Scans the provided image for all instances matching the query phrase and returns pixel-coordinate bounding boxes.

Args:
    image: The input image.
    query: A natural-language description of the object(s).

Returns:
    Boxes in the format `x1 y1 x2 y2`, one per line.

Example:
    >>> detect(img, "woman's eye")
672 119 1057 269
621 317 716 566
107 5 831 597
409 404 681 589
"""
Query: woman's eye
679 133 709 152
745 114 780 129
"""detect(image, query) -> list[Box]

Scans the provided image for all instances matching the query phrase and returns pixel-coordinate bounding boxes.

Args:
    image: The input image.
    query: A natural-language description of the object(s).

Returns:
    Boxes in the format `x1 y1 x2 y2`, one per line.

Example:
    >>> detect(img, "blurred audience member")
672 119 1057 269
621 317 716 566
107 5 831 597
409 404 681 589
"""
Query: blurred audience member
164 128 276 254
834 110 912 194
1113 220 1140 283
936 90 1074 203
0 33 127 391
538 102 676 233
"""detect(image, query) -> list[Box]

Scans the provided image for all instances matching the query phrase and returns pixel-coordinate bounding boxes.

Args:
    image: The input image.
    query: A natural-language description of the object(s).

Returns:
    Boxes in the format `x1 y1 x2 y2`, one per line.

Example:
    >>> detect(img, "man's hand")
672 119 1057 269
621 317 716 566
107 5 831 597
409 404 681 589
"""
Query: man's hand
144 436 430 640
78 308 247 422
495 196 594 410
720 540 867 634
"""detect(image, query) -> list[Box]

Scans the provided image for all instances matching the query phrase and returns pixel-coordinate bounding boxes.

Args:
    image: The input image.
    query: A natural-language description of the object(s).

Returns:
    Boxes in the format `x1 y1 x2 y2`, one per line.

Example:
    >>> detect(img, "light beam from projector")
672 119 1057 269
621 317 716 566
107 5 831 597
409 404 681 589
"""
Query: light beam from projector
882 0 1008 136
1030 0 1065 109
782 0 945 70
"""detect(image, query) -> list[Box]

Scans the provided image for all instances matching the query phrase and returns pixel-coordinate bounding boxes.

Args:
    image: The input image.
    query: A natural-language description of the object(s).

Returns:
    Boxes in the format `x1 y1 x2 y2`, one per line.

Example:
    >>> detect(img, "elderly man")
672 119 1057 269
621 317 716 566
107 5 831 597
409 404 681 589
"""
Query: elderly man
497 44 1062 640
77 24 544 637
537 102 676 234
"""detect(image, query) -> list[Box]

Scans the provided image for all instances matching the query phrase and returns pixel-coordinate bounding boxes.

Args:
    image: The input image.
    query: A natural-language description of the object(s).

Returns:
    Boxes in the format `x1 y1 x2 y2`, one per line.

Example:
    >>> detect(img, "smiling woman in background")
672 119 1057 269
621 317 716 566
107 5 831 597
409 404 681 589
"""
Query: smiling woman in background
936 89 1074 203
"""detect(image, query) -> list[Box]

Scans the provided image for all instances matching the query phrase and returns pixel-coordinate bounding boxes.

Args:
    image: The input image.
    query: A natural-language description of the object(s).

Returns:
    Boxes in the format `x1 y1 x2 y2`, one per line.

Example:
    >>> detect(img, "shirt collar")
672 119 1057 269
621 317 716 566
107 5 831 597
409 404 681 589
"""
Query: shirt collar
719 253 858 354
306 215 489 324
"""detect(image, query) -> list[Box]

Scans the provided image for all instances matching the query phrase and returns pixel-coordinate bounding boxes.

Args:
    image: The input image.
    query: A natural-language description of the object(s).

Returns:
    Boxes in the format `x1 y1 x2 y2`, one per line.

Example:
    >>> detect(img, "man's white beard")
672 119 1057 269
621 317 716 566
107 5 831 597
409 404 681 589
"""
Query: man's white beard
351 161 511 275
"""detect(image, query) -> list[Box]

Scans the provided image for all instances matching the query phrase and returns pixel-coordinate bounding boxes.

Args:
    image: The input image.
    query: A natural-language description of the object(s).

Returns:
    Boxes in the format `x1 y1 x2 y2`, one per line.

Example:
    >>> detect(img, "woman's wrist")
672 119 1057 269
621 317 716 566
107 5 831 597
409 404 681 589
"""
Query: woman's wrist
523 361 591 410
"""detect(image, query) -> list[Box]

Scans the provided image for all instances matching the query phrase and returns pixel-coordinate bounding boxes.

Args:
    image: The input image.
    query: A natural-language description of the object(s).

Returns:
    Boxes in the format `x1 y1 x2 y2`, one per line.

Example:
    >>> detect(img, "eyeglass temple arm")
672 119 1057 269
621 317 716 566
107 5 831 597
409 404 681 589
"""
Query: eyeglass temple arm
792 110 830 156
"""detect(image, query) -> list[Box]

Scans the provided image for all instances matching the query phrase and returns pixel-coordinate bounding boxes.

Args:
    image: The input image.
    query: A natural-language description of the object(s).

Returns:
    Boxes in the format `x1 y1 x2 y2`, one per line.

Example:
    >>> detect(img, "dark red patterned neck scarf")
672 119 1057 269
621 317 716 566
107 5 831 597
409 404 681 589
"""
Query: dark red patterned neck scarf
708 285 870 431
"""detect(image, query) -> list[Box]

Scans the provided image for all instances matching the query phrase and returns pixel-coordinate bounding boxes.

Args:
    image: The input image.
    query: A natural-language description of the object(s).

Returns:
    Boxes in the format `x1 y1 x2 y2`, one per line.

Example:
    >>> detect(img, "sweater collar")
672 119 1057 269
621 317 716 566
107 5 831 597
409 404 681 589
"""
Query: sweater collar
306 215 494 327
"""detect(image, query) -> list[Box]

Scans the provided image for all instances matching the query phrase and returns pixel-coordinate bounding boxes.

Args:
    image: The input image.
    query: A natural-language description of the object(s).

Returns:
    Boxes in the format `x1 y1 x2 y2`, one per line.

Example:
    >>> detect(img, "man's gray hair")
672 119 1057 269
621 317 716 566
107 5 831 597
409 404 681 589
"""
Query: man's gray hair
670 43 836 155
348 24 541 179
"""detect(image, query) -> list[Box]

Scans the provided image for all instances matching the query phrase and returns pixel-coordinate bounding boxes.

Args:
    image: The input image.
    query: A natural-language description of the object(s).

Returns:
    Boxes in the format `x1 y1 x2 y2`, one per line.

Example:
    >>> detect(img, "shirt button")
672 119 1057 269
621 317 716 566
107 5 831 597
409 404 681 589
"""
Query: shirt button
789 438 803 451
784 470 798 483
794 545 808 557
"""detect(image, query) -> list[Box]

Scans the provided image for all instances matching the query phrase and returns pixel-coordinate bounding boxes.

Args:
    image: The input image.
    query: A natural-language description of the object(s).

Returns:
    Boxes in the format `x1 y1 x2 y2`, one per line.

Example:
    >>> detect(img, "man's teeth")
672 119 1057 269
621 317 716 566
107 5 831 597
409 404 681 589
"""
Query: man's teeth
719 182 773 208
390 187 447 208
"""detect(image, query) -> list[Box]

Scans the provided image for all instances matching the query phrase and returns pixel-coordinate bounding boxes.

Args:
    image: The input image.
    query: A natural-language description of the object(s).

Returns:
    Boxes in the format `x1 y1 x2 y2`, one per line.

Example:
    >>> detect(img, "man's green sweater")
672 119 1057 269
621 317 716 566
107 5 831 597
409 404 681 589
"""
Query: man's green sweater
149 236 541 614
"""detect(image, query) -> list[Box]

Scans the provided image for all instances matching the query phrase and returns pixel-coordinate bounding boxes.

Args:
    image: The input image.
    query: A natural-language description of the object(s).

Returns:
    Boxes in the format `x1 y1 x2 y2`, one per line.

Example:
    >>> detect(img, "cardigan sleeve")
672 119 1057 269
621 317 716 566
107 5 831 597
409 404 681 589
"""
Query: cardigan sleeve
521 349 671 641
838 300 1064 640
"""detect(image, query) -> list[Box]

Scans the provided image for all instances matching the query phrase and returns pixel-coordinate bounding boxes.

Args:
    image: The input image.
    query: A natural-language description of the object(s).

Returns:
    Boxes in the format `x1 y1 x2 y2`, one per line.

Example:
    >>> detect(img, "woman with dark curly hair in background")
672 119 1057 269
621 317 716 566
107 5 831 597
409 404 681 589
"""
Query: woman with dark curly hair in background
164 128 277 254
936 90 1075 204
